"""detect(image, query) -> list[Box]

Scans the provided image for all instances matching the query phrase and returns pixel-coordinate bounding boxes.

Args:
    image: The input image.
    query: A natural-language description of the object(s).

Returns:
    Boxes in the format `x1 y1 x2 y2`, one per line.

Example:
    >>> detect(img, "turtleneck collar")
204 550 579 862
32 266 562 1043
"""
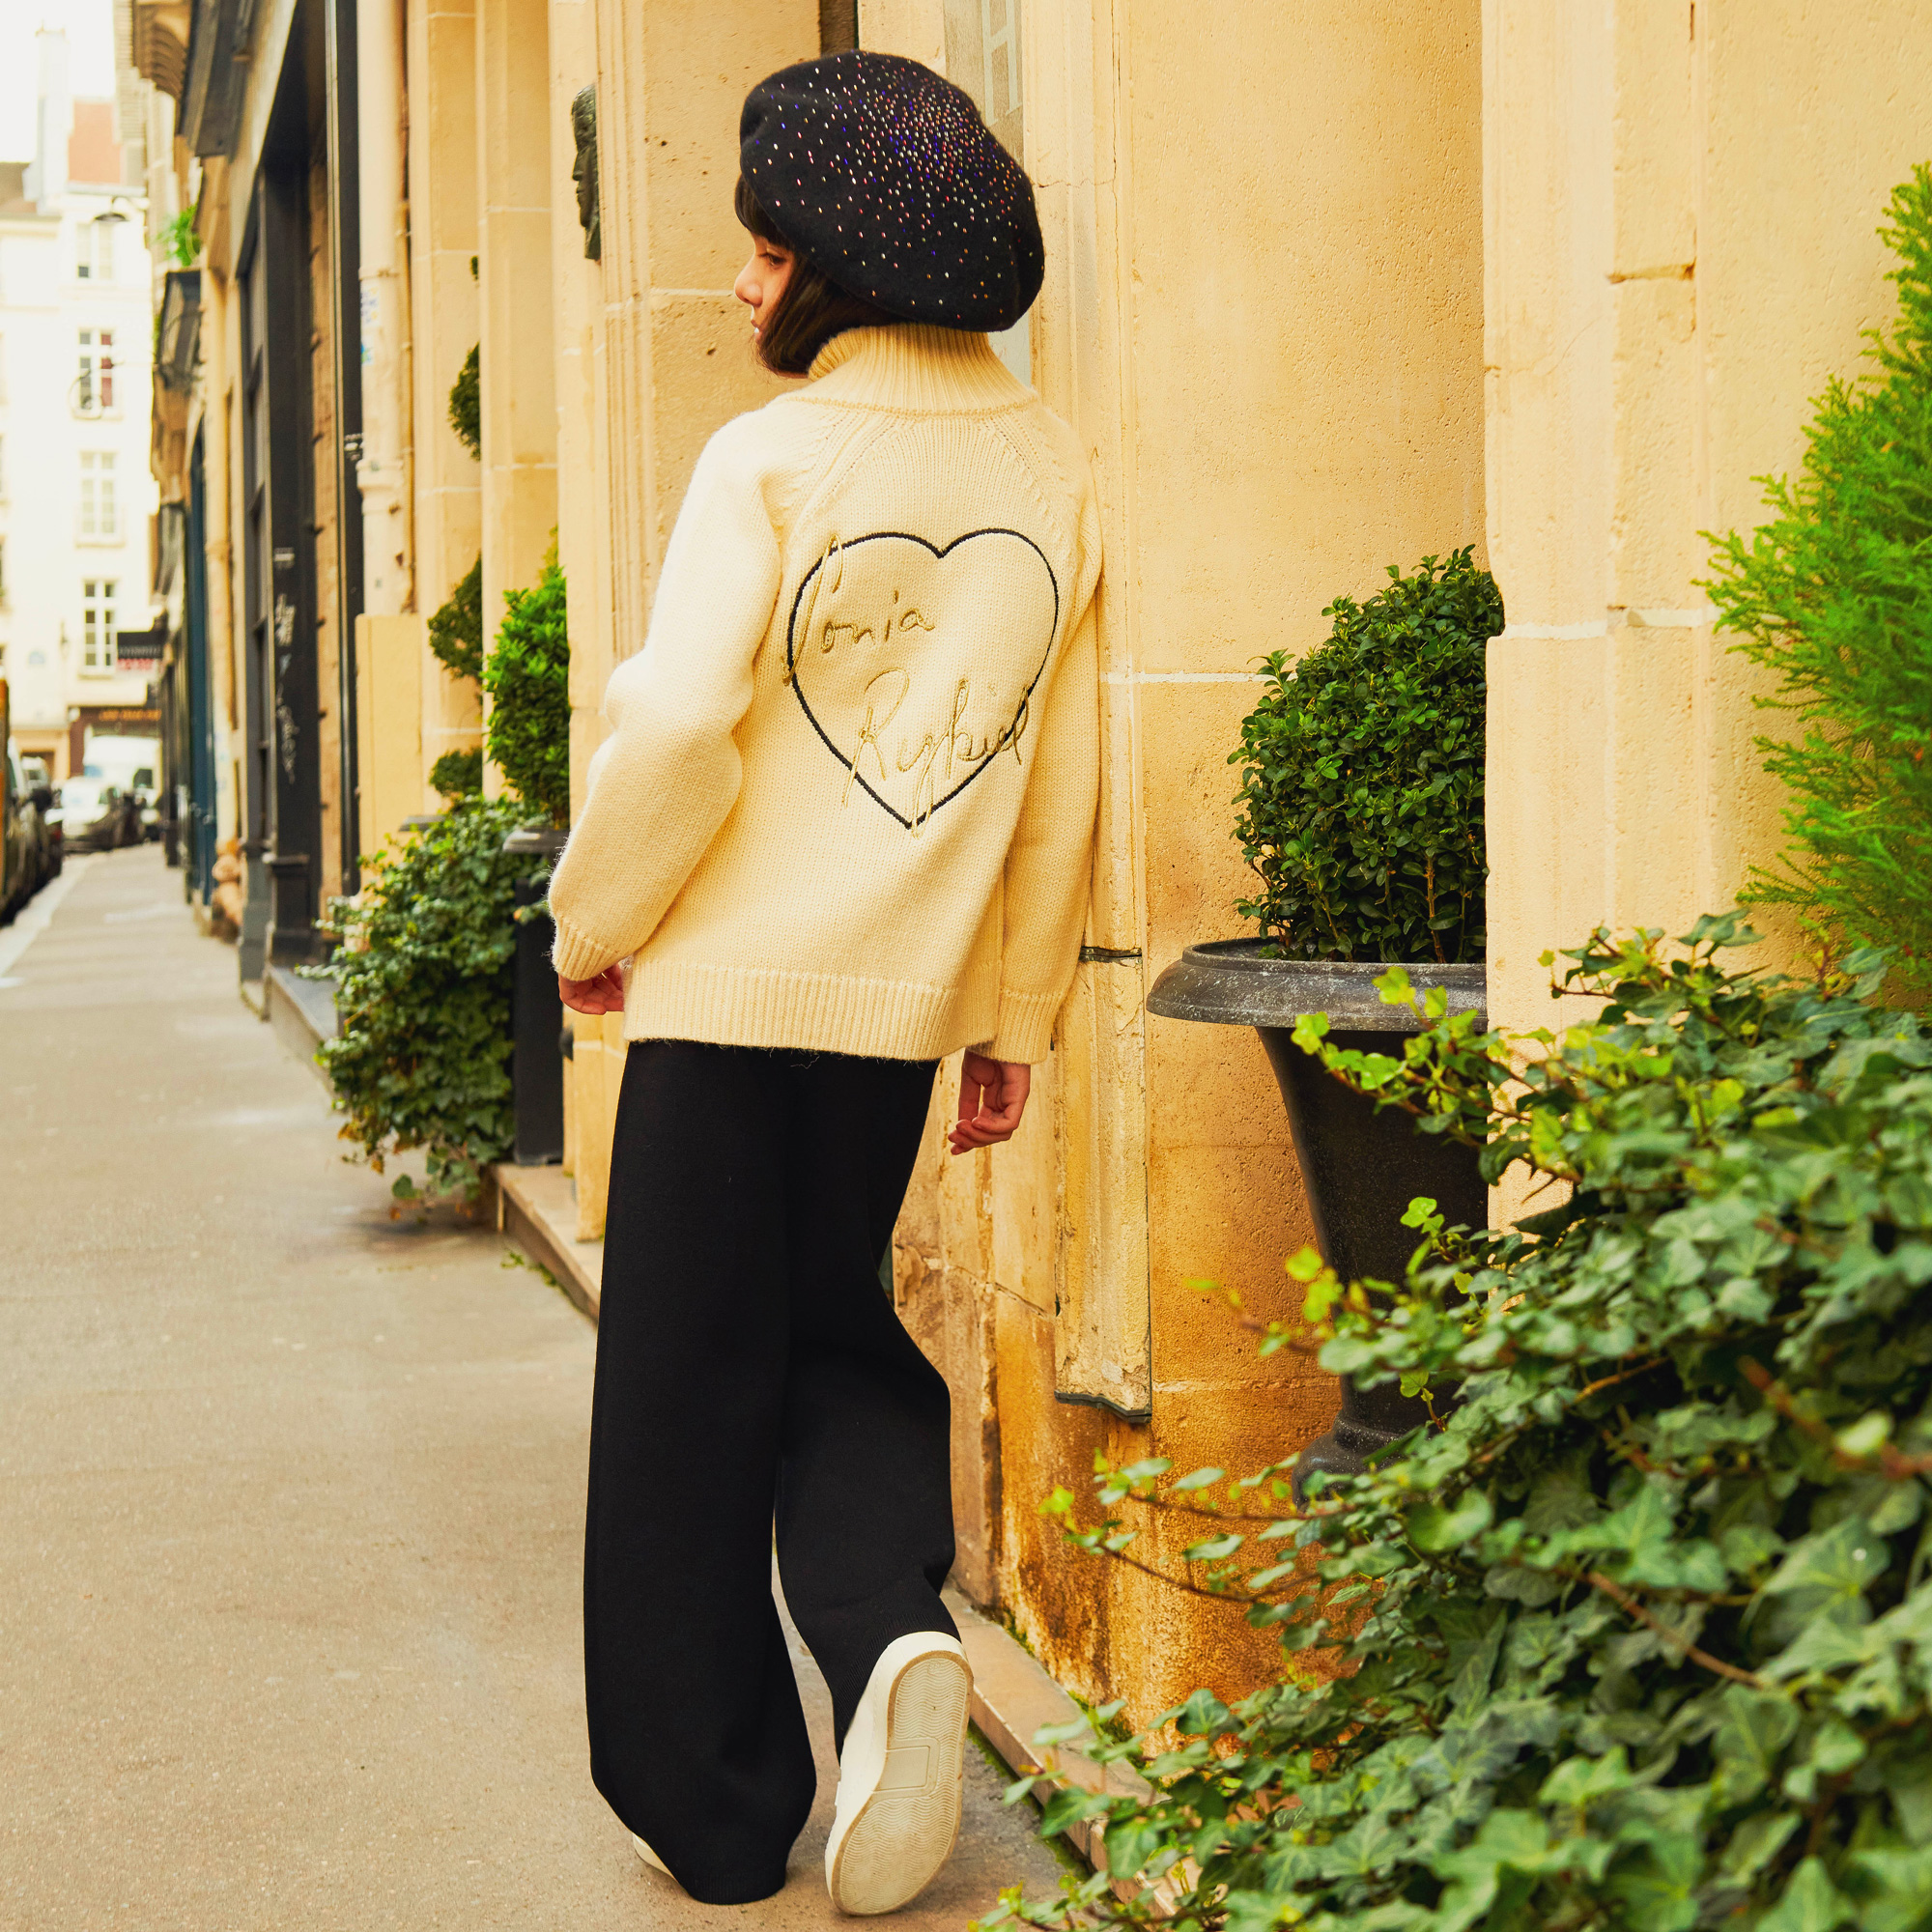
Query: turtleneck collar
803 323 1027 413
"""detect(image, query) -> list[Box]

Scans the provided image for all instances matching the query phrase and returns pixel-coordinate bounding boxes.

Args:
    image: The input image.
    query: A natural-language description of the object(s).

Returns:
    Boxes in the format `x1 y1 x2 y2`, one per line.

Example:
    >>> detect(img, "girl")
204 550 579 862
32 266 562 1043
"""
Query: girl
550 48 1100 1914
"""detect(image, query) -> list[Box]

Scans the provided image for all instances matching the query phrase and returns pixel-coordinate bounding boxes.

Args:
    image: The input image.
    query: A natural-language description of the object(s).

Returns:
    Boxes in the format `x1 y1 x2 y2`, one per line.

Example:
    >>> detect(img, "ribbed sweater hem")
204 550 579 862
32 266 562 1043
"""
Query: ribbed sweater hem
620 960 990 1064
973 988 1065 1065
552 916 628 984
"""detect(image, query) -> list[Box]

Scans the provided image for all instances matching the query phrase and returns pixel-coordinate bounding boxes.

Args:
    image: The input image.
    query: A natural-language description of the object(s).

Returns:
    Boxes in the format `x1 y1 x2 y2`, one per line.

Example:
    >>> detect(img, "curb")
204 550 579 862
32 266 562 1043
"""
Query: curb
493 1162 603 1321
265 964 338 1091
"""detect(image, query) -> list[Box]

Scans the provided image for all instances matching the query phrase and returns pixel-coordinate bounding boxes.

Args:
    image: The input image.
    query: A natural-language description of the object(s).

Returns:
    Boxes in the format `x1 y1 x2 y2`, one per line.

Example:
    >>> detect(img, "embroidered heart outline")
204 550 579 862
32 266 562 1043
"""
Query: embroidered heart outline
784 527 1062 833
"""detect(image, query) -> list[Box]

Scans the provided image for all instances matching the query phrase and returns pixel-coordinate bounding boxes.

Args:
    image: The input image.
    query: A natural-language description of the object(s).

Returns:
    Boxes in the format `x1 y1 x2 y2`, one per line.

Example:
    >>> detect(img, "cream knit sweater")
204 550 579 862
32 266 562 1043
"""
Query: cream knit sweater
547 324 1101 1065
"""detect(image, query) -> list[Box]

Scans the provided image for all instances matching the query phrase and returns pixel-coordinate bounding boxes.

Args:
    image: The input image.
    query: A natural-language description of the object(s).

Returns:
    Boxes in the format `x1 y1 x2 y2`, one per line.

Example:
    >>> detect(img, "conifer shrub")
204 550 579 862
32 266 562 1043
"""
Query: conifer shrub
1231 550 1499 964
1002 919 1932 1932
448 343 480 459
484 547 570 828
1705 165 1932 999
429 746 482 802
312 796 547 1201
428 556 484 683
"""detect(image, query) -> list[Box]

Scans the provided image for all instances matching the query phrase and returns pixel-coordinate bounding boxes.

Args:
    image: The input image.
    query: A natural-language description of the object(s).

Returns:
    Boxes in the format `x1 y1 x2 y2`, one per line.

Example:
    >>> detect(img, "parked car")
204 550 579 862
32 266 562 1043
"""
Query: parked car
57 775 142 854
20 759 64 882
79 736 163 843
4 742 52 916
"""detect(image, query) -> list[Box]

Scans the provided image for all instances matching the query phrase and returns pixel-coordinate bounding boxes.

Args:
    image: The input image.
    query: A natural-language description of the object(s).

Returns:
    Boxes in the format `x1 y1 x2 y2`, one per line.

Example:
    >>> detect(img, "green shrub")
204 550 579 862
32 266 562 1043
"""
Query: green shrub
1231 549 1498 964
1705 166 1932 1000
448 343 480 459
1005 918 1932 1932
310 796 548 1201
485 546 570 829
161 208 198 268
429 746 482 802
428 556 484 683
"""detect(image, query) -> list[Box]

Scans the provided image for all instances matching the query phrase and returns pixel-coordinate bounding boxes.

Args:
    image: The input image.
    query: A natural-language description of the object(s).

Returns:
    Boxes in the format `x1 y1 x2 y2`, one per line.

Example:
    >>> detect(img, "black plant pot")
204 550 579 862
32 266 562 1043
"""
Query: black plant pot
504 826 569 1166
1147 941 1487 1494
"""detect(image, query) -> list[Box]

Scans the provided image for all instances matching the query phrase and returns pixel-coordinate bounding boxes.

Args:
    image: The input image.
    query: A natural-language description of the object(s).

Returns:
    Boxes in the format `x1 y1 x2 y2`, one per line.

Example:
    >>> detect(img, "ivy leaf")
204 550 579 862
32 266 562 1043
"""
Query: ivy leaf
1172 1467 1225 1492
1540 1747 1634 1809
1717 1809 1800 1885
1712 1687 1801 1804
1605 1833 1702 1932
1406 1490 1494 1552
1183 1534 1243 1563
1758 1857 1857 1932
1763 1519 1889 1622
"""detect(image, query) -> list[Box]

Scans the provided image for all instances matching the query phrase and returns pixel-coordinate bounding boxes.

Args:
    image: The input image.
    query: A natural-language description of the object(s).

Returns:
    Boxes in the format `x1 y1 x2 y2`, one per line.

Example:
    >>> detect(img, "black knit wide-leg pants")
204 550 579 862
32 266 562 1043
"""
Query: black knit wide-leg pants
582 1039 954 1906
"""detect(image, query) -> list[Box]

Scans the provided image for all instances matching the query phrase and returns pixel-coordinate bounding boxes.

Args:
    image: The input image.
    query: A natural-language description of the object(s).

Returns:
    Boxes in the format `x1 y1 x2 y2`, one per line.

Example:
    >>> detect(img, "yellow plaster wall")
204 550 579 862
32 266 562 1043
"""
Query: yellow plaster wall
870 0 1486 1722
546 0 606 1233
407 0 485 804
1484 1 1932 1073
354 612 427 857
475 0 558 799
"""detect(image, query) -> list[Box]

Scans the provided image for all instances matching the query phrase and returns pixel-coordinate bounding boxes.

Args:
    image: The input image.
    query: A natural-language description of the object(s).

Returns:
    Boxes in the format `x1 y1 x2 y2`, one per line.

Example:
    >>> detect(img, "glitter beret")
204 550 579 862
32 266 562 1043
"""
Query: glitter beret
739 50 1045 335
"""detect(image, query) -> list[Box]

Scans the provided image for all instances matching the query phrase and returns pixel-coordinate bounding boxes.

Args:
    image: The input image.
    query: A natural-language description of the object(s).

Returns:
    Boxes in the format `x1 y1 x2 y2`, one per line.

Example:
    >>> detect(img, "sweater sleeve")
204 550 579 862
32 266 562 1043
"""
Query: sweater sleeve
548 421 781 980
973 582 1101 1064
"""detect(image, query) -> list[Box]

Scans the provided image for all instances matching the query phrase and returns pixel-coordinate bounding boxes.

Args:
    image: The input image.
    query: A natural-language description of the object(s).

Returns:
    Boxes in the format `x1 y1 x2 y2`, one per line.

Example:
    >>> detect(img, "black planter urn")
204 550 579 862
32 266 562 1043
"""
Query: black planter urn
1147 941 1487 1494
503 826 570 1166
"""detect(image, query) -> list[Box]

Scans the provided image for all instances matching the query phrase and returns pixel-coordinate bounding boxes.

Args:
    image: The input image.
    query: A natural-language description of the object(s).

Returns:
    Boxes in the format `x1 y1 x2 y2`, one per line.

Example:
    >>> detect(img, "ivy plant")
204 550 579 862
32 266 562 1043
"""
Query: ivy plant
310 796 548 1201
428 556 484 683
448 343 480 459
161 208 198 268
1704 165 1932 999
1231 549 1498 964
484 545 570 829
998 916 1932 1932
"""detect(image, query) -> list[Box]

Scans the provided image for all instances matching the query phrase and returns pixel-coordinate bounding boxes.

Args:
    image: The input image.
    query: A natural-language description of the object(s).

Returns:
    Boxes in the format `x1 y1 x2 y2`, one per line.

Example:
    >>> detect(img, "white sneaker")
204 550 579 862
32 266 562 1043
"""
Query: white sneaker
825 1632 972 1916
631 1833 672 1878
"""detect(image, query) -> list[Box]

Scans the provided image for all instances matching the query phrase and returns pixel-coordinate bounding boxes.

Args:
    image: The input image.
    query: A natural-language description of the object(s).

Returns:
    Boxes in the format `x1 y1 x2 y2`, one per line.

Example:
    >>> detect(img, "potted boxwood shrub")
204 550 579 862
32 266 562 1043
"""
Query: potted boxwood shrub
1148 548 1501 1488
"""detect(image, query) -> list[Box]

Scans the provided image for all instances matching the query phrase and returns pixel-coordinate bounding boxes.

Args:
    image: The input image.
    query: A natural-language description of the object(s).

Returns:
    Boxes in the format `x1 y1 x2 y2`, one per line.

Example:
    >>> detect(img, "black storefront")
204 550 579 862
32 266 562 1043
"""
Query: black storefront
182 0 361 975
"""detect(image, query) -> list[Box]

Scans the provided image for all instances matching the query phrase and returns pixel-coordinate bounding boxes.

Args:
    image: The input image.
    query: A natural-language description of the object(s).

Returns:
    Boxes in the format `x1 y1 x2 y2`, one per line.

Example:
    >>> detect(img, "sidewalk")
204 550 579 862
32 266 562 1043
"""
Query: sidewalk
0 847 1065 1929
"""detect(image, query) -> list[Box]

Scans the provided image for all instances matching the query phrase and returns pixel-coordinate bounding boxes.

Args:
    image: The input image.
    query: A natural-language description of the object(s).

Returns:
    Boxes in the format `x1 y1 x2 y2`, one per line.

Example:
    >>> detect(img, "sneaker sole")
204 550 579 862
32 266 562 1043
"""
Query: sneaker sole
827 1646 972 1915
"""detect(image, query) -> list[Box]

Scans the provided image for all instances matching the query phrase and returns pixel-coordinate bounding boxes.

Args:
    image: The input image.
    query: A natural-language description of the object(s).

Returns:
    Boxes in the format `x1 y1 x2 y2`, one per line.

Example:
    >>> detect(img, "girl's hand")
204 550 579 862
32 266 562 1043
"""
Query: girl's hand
949 1051 1031 1155
558 967 626 1015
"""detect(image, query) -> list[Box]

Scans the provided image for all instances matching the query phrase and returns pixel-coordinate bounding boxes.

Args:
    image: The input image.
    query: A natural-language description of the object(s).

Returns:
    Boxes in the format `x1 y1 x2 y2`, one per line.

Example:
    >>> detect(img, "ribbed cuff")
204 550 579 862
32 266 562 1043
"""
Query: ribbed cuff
551 916 624 983
975 987 1065 1065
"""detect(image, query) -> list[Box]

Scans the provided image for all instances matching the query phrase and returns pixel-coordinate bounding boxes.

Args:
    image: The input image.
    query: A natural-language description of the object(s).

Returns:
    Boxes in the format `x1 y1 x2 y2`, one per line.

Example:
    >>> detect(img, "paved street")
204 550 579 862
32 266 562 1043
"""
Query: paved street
1 847 1064 1929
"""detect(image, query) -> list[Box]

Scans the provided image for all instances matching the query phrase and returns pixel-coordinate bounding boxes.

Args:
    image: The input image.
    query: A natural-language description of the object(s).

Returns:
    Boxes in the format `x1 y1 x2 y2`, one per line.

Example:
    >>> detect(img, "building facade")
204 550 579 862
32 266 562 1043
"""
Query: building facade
121 0 1932 1729
1 30 158 782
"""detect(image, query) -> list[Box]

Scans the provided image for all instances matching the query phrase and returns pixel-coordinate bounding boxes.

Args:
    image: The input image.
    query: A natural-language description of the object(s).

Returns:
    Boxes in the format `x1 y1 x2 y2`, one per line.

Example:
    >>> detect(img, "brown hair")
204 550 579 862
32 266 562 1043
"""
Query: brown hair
735 176 895 377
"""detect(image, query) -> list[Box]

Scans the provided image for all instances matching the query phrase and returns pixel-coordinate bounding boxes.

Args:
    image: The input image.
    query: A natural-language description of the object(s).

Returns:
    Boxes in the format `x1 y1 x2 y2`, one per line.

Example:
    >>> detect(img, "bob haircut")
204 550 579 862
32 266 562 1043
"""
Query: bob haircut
735 177 895 377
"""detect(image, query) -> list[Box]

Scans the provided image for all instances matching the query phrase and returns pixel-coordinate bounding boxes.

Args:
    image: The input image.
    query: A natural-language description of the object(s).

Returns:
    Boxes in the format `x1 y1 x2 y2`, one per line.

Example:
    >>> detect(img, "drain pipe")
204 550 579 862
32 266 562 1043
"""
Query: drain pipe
356 0 412 616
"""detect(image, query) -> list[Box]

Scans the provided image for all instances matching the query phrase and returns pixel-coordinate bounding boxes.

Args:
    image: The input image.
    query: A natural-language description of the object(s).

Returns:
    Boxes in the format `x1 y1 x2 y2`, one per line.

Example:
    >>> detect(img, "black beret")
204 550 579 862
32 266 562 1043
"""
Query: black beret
739 50 1044 334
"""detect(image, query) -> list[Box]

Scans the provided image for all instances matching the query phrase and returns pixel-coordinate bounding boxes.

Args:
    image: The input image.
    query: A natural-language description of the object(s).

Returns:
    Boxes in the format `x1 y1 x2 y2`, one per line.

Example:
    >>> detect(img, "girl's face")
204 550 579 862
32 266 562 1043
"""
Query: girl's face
734 236 795 344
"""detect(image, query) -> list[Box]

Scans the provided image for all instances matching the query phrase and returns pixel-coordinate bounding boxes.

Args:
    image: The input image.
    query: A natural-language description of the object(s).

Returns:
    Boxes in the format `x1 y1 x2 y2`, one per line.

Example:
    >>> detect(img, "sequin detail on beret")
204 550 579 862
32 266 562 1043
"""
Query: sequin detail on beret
740 49 1045 334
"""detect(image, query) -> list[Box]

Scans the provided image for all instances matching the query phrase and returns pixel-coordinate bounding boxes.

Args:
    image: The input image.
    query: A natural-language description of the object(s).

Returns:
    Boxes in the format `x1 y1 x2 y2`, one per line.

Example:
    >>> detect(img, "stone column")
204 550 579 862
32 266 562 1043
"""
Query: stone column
476 0 558 804
567 0 811 1236
407 0 483 804
548 0 605 1224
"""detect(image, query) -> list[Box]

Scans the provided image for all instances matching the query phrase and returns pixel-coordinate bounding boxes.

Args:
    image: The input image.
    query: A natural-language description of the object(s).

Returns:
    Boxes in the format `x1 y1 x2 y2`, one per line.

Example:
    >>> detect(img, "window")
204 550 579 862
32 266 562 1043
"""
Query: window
76 329 115 413
79 452 118 539
76 219 115 282
82 579 118 670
